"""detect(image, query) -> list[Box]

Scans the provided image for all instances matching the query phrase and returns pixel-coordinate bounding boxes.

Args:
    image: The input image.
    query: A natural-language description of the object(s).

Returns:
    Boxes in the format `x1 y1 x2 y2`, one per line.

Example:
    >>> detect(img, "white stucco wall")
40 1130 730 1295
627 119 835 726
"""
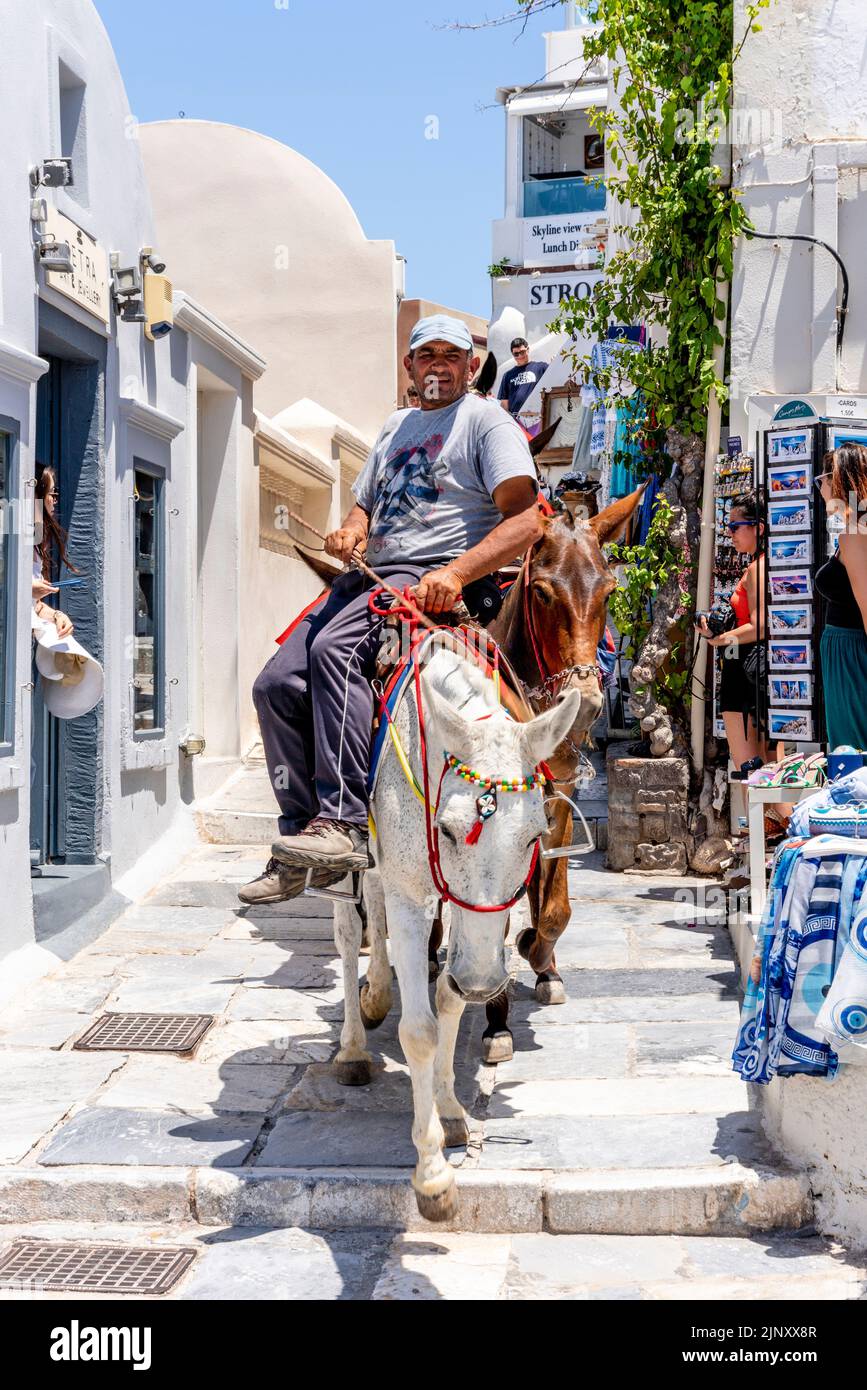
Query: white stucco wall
730 0 867 439
138 121 401 444
0 0 259 968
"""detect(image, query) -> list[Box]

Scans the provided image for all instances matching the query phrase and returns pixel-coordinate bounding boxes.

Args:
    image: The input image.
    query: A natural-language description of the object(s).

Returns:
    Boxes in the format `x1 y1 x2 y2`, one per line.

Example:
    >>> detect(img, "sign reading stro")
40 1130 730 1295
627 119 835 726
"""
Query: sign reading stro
527 270 604 311
523 212 603 267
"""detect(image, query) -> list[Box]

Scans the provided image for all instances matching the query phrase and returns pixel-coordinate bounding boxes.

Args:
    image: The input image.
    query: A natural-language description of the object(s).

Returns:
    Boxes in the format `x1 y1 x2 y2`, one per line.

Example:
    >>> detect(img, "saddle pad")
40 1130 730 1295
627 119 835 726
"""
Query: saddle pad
809 805 867 839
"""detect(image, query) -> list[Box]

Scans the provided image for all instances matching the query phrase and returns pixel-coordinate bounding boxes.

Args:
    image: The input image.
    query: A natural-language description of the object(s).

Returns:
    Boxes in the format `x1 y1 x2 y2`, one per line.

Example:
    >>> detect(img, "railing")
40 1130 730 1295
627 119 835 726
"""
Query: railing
523 176 606 219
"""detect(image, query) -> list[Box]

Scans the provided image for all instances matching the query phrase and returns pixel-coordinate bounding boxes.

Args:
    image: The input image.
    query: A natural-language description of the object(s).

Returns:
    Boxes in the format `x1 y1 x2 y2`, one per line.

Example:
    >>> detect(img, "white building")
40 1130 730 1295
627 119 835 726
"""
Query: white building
489 3 609 426
730 0 867 448
0 0 402 991
728 0 867 1249
137 120 405 769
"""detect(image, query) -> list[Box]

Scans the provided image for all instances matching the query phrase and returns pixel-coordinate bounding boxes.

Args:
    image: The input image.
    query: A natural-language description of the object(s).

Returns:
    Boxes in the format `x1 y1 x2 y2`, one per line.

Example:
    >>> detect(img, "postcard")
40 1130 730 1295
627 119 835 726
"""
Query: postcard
768 638 812 670
769 568 812 600
768 534 812 567
767 429 811 463
767 708 814 741
768 463 811 497
768 497 811 531
768 675 813 707
769 604 812 636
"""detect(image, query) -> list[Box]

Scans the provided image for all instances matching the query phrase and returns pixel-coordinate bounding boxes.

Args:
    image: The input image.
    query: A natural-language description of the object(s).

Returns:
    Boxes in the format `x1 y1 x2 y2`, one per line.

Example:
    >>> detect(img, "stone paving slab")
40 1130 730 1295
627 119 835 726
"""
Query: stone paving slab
38 1108 261 1168
634 1022 738 1076
478 1111 770 1171
257 1111 420 1168
0 1011 92 1050
486 1075 747 1120
0 1053 126 1164
92 1058 298 1116
221 916 338 942
508 991 739 1028
194 1019 338 1065
496 1022 630 1080
226 987 345 1023
372 1231 867 1301
512 967 740 1002
0 1223 859 1301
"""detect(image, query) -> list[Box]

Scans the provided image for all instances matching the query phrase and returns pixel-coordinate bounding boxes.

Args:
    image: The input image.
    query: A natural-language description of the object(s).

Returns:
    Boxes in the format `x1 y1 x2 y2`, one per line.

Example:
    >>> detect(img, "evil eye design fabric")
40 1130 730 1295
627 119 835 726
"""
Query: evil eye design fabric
731 844 866 1084
817 901 867 1049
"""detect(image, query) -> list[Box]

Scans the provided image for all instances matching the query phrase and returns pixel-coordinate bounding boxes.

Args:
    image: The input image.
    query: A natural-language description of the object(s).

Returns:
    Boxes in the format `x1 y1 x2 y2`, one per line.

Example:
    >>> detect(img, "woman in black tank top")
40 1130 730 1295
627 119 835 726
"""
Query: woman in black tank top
815 444 867 749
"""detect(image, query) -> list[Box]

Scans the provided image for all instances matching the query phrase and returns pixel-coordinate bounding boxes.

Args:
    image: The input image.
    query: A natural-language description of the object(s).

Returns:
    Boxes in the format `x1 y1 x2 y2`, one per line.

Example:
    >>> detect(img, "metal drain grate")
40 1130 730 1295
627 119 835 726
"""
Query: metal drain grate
0 1241 197 1296
73 1012 214 1054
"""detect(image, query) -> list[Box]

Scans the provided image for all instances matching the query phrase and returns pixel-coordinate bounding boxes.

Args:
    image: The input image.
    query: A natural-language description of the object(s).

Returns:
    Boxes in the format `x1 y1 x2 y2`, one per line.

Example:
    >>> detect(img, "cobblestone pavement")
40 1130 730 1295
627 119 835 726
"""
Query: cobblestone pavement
1 842 864 1299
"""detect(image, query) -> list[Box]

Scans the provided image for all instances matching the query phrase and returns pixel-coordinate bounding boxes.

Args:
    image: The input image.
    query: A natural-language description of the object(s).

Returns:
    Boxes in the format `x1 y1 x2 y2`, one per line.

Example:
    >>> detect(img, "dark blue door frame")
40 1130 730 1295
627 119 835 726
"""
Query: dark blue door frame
31 304 106 865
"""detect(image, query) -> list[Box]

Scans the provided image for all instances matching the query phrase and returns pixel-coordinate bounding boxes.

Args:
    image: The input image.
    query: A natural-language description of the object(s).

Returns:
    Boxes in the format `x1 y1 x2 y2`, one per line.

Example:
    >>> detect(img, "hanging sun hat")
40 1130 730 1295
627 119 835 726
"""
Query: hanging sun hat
34 621 104 720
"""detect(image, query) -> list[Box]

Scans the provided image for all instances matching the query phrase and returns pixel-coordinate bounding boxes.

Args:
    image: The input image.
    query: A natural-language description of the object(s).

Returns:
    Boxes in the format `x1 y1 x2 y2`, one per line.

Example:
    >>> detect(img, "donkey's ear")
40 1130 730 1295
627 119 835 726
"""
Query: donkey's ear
521 689 581 767
589 482 648 547
420 679 475 756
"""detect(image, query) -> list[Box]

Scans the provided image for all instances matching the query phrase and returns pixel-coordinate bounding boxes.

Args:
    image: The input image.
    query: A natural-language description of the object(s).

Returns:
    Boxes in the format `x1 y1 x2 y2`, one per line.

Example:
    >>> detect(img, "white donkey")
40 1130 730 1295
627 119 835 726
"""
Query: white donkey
331 641 579 1222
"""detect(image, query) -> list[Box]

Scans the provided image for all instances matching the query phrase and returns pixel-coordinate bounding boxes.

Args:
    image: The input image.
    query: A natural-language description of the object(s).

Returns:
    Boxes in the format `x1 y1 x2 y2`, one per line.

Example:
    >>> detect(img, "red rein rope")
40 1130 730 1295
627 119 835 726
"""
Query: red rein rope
370 585 540 914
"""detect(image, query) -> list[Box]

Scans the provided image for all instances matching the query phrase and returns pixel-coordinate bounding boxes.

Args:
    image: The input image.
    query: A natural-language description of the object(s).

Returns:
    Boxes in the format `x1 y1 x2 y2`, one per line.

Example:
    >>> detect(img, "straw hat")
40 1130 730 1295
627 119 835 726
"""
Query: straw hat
34 622 104 719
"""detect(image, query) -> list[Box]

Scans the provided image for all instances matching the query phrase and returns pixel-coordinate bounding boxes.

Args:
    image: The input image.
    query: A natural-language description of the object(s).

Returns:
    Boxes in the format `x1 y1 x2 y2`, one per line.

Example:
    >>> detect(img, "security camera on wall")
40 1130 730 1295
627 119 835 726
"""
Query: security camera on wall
143 273 174 341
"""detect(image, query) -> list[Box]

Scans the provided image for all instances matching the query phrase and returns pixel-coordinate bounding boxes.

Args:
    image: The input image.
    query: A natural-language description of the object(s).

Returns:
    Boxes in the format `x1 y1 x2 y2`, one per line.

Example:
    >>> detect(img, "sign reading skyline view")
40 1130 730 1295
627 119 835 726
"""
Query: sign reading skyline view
522 212 604 268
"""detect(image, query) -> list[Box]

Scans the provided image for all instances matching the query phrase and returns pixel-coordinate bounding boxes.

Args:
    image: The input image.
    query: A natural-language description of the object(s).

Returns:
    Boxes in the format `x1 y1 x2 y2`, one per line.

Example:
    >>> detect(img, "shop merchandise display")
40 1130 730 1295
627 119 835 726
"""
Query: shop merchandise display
711 450 753 737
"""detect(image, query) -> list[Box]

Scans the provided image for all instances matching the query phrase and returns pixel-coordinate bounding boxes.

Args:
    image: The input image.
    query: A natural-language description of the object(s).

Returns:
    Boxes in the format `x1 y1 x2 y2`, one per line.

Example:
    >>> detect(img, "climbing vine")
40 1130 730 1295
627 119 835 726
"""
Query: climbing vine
513 0 772 756
607 498 692 720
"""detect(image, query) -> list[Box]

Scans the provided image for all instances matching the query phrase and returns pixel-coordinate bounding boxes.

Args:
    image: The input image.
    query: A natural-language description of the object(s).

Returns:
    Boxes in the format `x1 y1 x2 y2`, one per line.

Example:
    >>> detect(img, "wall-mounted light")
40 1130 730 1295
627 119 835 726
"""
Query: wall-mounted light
179 734 206 758
37 236 74 274
29 158 73 189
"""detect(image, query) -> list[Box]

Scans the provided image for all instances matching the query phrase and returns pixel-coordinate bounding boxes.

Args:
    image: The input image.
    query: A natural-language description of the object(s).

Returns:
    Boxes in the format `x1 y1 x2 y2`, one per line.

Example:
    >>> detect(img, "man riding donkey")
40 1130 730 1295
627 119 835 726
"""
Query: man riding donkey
240 314 545 905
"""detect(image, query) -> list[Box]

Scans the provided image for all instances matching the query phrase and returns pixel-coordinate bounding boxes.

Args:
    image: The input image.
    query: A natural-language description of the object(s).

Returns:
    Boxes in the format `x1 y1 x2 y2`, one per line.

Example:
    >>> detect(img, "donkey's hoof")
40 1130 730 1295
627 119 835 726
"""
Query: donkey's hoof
428 955 442 982
415 1185 458 1224
535 974 566 1006
333 1057 372 1087
440 1115 469 1148
516 927 537 961
482 1029 514 1064
359 983 388 1031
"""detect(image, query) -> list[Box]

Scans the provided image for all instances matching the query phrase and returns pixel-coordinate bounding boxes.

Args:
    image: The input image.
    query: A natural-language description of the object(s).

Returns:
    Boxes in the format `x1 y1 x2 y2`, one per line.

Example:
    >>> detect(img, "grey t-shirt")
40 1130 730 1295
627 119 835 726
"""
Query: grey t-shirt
352 394 536 567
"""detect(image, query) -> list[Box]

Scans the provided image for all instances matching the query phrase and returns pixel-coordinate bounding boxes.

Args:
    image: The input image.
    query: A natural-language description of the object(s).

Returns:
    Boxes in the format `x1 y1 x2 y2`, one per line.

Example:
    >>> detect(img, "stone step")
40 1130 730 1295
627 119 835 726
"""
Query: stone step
1 1222 860 1302
0 1161 811 1236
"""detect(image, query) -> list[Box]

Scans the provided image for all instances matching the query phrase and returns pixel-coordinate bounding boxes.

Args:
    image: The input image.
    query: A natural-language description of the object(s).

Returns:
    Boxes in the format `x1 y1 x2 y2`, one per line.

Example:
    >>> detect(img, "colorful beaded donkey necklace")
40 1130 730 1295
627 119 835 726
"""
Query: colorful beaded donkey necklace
444 753 547 845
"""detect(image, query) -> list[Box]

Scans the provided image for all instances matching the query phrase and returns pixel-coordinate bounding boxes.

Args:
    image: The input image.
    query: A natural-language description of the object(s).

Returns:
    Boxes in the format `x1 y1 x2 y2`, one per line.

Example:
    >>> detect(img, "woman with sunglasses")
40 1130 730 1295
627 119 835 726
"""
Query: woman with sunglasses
815 443 867 750
695 492 772 769
32 465 75 640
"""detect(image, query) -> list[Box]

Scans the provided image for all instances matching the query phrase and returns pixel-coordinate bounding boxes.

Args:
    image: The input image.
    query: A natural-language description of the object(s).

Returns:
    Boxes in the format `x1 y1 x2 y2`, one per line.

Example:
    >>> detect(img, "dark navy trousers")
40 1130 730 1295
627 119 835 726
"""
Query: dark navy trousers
253 566 426 835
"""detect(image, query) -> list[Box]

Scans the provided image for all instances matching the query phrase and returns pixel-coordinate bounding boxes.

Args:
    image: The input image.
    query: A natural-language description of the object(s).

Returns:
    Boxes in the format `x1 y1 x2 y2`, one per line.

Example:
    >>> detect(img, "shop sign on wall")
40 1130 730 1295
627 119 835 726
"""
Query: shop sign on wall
826 395 867 421
523 212 604 267
526 271 604 311
42 208 110 325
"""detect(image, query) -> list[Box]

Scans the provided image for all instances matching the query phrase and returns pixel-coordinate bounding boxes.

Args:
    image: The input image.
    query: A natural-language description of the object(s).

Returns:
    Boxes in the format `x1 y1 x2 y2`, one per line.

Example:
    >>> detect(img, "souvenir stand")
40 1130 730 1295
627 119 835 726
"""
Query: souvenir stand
711 446 753 741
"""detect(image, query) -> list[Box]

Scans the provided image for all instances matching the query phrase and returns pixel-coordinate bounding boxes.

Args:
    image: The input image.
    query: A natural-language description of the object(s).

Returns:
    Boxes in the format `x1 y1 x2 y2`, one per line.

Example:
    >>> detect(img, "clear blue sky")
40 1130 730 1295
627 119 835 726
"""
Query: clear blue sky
92 0 561 320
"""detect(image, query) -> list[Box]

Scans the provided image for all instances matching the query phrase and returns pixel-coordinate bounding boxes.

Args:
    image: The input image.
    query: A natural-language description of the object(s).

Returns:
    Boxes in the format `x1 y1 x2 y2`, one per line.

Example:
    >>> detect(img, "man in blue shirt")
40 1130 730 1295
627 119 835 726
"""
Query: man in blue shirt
497 338 549 418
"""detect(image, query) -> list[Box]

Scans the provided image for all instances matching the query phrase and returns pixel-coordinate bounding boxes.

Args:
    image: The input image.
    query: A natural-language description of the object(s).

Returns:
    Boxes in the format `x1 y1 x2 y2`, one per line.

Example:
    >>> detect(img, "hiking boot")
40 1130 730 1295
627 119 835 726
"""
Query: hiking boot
271 818 371 872
237 857 344 906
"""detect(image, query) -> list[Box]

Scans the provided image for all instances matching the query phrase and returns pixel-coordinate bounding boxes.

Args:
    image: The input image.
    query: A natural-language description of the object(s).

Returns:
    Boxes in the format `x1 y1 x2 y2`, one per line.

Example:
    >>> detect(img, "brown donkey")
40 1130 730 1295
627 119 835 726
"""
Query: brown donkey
478 485 646 1061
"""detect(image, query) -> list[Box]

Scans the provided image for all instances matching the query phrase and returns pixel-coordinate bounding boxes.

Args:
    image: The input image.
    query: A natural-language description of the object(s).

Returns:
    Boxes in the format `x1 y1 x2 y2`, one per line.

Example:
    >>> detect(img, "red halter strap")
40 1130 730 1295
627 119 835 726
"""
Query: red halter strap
369 585 542 914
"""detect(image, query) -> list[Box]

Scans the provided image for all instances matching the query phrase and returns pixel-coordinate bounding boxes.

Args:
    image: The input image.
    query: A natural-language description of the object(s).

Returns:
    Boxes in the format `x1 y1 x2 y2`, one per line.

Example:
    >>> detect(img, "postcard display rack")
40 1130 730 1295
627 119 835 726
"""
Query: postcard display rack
712 450 754 738
758 423 828 745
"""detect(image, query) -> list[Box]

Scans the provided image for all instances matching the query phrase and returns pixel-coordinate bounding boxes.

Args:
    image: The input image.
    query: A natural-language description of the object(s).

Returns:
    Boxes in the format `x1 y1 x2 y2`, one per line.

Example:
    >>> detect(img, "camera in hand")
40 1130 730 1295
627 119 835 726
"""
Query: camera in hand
696 601 737 637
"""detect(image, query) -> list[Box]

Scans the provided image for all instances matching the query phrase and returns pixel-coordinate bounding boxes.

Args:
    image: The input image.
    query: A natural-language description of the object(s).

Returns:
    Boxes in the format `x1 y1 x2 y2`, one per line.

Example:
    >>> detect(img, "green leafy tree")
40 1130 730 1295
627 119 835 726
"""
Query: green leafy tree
515 0 770 758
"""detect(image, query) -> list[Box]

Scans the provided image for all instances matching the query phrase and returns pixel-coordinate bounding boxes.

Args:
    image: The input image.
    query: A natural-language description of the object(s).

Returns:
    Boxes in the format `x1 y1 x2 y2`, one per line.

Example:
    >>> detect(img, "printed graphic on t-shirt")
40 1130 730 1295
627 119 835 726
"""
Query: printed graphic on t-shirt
368 432 446 543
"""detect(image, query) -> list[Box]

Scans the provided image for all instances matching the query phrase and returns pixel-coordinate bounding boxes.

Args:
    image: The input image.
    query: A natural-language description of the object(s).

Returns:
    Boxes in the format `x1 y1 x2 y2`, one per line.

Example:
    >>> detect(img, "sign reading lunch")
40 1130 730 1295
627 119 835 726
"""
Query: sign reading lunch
523 212 604 267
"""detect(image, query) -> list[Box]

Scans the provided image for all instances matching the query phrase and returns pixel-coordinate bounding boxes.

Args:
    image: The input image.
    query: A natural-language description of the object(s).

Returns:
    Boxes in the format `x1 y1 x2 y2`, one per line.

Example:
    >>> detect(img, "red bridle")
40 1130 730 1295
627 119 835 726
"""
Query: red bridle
369 586 542 914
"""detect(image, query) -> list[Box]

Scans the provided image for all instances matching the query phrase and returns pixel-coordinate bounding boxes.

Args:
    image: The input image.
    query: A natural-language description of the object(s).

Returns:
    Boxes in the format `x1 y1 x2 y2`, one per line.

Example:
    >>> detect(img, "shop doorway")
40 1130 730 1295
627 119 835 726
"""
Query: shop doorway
30 308 105 867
